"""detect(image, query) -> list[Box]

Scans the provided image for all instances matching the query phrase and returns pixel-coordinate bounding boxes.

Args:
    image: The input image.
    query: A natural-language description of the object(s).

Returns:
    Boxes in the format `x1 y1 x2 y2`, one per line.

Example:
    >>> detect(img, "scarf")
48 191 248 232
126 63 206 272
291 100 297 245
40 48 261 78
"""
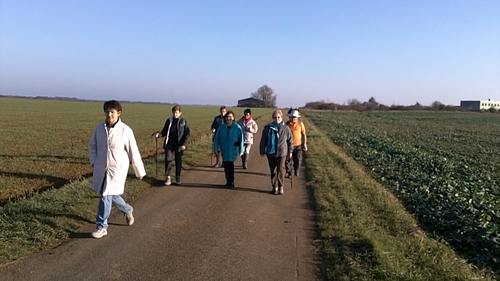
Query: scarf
266 122 284 155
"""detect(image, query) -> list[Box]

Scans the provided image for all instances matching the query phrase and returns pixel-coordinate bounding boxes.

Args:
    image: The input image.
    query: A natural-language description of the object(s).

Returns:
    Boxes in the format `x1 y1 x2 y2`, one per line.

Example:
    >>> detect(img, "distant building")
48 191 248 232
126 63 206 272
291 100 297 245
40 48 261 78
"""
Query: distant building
237 97 265 107
460 99 500 110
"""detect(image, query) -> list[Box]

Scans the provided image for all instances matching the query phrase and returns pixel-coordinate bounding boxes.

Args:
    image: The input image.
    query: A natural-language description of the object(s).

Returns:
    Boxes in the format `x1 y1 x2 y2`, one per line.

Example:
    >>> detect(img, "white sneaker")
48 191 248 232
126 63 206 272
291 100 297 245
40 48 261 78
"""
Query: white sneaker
279 186 284 195
125 211 134 226
91 228 107 239
165 176 171 186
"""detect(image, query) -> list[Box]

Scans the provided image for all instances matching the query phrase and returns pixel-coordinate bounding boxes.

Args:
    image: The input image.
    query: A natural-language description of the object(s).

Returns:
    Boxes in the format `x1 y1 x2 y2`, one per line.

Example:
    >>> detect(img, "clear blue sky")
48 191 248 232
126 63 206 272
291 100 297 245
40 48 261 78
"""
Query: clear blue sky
1 0 499 108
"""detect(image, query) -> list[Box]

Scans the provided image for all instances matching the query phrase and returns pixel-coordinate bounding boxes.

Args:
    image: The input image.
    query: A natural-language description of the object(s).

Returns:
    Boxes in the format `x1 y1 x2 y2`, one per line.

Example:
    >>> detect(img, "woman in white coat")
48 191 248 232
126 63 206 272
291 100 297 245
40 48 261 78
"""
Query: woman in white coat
89 100 146 239
236 108 258 169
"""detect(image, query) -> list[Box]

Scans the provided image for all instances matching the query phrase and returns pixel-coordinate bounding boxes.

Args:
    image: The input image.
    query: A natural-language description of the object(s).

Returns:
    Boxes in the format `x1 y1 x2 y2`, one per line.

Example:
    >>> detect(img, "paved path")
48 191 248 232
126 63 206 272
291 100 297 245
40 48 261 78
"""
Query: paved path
1 130 320 281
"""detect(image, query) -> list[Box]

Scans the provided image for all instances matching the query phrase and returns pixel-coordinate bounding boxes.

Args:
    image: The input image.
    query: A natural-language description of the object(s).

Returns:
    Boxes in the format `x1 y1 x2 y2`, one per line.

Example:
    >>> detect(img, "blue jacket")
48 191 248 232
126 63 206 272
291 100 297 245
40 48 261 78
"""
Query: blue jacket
213 123 244 162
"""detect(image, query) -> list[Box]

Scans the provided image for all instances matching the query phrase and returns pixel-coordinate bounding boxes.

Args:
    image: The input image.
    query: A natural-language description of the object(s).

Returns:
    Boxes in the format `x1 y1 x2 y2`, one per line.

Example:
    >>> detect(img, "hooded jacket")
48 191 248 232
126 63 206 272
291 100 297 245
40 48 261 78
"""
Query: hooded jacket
89 120 146 196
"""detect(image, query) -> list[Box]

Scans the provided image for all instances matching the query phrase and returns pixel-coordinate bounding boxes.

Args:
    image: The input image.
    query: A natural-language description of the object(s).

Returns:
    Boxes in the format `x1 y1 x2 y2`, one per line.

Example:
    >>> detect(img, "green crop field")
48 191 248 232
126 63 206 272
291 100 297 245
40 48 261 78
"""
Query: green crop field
0 97 273 202
304 110 500 272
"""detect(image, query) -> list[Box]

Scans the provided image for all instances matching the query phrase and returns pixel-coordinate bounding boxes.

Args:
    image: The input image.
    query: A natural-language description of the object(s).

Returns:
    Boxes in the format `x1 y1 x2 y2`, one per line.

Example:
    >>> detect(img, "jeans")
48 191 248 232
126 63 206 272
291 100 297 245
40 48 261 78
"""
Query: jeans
96 195 133 229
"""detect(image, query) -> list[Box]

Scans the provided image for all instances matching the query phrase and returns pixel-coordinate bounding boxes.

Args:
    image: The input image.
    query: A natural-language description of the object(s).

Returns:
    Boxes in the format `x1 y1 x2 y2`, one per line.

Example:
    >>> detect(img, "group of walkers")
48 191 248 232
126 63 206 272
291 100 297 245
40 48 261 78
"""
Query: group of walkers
88 100 306 238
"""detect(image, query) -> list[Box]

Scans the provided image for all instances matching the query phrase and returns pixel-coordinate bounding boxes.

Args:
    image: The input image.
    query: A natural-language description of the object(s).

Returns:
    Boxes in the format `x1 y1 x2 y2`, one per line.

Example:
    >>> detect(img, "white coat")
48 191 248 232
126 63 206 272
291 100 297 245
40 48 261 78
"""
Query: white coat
89 120 146 196
237 117 258 145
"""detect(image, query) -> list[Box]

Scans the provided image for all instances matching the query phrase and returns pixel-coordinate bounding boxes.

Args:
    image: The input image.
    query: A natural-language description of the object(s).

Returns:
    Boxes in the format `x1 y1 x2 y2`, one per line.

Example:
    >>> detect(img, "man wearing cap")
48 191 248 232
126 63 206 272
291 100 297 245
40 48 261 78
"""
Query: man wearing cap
285 109 307 177
237 108 258 169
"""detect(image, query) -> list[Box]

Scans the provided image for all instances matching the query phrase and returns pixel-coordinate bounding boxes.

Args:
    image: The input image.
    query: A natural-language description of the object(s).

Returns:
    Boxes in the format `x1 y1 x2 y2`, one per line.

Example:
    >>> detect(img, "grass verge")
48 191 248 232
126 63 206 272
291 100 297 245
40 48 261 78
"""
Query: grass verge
302 118 496 280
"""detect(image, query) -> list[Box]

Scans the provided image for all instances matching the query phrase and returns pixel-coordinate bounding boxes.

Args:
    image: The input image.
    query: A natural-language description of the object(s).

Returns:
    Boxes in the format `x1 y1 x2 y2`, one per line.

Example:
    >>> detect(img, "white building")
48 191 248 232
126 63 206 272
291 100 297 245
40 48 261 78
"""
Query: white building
460 99 500 110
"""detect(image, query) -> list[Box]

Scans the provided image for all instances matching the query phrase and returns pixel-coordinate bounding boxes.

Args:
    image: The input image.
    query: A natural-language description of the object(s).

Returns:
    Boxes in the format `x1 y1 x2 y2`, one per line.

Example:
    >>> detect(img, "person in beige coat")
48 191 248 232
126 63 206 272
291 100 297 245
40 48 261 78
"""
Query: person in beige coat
236 108 258 169
89 100 146 238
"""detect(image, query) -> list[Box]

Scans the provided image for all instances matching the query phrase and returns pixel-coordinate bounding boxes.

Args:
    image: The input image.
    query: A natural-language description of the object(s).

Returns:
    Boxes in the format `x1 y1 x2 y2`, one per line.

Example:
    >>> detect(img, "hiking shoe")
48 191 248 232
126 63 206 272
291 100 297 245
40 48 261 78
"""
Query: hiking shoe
165 176 171 186
91 228 107 239
125 211 134 226
279 186 284 195
174 176 181 185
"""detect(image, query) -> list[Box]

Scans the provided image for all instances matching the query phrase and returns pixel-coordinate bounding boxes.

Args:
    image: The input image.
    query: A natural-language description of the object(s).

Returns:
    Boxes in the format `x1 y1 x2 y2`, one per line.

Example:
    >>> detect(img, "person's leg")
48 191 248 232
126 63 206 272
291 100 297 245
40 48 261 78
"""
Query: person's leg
293 146 302 176
174 148 183 184
111 195 133 213
266 155 278 194
277 156 286 194
243 144 251 168
223 161 231 186
285 153 292 177
96 195 113 230
111 195 134 225
164 147 174 185
227 161 235 187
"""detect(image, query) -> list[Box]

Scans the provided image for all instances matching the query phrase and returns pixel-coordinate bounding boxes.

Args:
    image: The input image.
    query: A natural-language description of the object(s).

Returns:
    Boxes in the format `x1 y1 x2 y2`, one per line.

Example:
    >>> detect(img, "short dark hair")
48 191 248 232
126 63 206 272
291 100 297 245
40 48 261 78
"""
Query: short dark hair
244 108 251 115
103 100 122 112
220 106 227 111
172 104 182 112
225 110 235 119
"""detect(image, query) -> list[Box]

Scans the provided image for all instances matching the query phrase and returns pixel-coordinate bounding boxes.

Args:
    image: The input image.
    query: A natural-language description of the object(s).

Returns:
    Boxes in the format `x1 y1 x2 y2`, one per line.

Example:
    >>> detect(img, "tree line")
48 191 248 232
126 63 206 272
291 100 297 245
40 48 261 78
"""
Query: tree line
304 97 500 113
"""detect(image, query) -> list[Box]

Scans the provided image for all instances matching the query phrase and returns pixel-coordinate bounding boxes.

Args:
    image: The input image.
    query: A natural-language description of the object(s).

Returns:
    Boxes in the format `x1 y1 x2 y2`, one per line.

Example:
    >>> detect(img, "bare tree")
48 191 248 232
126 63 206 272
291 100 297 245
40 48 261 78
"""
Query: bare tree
251 85 277 108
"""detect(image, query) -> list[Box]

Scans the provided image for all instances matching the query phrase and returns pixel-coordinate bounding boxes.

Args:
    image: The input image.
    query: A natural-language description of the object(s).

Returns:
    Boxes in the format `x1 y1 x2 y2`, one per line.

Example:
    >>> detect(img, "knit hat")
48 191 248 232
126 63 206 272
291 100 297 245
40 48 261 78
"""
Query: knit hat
244 108 251 115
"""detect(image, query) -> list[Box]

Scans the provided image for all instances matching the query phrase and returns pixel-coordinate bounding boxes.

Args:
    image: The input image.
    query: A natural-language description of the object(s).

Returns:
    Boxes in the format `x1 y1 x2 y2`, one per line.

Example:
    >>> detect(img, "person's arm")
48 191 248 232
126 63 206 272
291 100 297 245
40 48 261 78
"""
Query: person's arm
157 119 169 138
287 127 294 158
301 122 307 151
211 116 218 133
238 126 244 156
250 121 258 134
259 125 268 156
126 129 146 179
89 126 98 167
213 128 220 153
180 119 190 150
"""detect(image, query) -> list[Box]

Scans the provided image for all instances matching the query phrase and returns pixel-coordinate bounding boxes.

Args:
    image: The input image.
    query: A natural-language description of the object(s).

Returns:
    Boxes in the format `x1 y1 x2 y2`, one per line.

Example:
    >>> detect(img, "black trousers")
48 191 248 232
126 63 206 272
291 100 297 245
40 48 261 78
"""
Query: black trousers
286 146 302 174
267 155 286 188
165 145 183 177
223 161 235 183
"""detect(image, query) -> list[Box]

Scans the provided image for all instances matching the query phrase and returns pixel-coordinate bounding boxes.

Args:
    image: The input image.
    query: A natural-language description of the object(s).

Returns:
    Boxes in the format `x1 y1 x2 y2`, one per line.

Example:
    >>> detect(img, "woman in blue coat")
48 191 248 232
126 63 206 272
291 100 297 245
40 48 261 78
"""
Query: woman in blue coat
213 111 244 188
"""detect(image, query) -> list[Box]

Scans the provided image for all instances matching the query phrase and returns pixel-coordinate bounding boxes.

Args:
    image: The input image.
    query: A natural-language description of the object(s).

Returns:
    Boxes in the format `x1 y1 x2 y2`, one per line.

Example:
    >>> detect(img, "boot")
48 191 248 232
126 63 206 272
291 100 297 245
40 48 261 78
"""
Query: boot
165 176 171 186
270 186 277 194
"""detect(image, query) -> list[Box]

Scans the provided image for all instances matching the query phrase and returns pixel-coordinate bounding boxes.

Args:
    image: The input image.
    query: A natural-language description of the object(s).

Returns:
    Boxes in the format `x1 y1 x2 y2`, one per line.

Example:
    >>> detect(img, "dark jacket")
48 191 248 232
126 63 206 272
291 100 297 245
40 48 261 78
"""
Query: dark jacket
159 117 190 149
259 123 293 157
211 115 225 132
